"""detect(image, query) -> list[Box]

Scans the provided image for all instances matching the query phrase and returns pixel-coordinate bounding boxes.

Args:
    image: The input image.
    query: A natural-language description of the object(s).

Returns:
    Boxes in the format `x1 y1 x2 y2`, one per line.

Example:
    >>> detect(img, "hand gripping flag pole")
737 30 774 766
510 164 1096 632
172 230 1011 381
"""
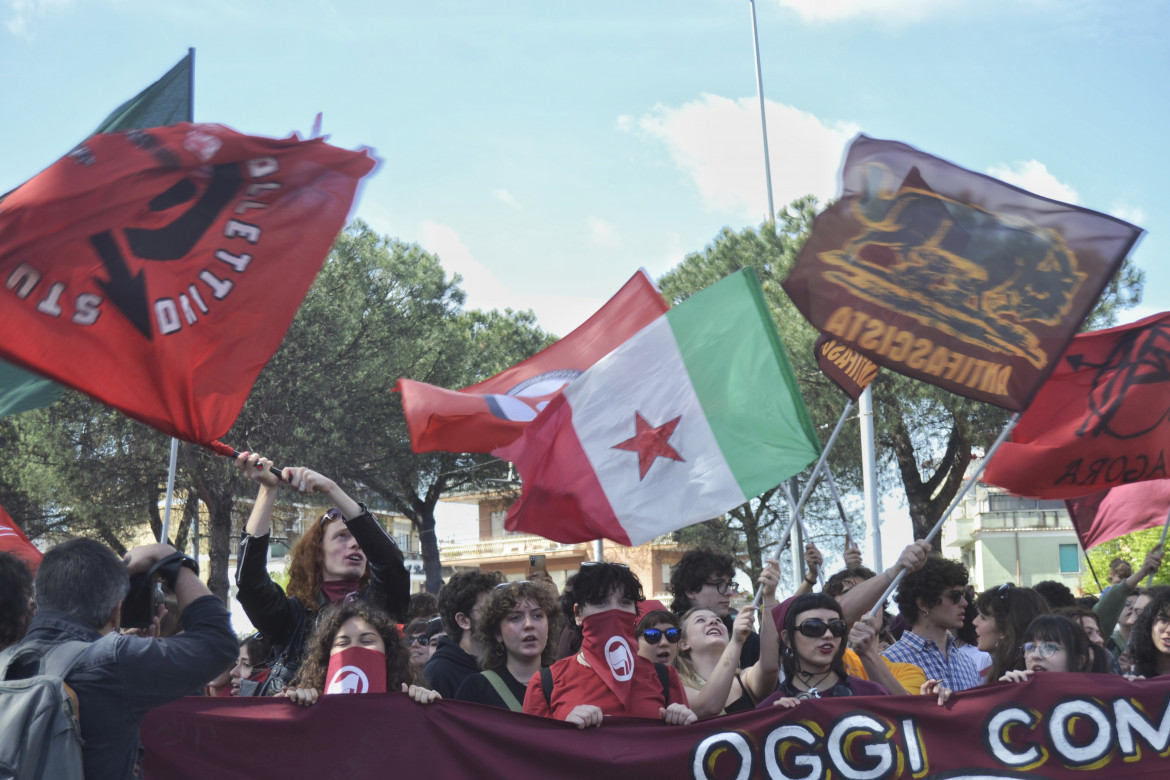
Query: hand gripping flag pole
865 412 1020 618
753 399 854 607
781 480 826 589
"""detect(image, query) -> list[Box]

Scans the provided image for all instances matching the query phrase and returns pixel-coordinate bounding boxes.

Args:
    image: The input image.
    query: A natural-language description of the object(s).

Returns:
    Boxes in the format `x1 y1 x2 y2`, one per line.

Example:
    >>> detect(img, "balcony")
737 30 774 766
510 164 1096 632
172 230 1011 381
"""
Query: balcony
440 534 588 563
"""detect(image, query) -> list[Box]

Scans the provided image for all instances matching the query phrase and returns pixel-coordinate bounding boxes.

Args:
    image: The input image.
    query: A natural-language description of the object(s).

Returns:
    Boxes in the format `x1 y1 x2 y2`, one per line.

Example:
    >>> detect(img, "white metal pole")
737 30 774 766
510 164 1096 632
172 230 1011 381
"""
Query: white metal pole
160 437 178 543
748 0 775 221
860 386 881 570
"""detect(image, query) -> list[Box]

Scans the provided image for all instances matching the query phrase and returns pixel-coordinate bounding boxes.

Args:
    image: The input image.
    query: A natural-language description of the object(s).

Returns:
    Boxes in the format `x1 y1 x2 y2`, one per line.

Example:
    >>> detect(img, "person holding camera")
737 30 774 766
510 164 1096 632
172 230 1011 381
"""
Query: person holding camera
233 452 410 695
2 538 236 780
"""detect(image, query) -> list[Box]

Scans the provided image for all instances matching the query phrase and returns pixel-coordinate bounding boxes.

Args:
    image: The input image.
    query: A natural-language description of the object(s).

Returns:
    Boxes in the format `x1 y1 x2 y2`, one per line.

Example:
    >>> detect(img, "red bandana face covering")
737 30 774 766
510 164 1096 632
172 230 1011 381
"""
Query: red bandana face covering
579 608 639 708
324 646 387 695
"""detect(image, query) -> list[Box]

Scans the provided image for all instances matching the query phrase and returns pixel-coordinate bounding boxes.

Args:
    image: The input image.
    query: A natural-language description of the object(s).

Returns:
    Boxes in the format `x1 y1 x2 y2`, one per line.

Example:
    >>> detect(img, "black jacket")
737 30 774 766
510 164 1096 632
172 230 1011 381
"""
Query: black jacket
423 637 480 699
235 506 410 687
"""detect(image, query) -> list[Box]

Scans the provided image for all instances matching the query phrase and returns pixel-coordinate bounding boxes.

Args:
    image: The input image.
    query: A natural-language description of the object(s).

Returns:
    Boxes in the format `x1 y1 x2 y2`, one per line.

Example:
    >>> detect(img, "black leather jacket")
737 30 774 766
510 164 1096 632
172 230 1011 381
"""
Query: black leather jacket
234 506 410 688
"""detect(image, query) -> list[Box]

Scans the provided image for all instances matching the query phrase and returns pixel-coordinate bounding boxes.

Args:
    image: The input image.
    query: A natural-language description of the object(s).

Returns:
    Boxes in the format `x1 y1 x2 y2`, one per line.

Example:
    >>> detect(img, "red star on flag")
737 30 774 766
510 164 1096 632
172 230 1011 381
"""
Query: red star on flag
612 411 685 480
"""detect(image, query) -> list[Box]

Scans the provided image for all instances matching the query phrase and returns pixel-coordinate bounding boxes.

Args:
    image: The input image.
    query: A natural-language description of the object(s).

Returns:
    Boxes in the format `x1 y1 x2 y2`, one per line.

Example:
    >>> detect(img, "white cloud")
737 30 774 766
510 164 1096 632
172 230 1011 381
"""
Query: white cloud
492 188 520 210
777 0 964 24
985 160 1080 204
628 93 859 220
417 220 604 337
588 216 620 247
4 0 69 37
1110 201 1146 227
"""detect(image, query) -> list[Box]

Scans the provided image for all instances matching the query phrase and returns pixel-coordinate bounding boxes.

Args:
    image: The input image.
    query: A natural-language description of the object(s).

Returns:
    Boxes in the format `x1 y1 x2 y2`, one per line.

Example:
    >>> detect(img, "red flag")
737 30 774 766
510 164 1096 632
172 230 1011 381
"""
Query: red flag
396 270 668 453
0 123 375 445
984 312 1170 498
1065 479 1170 549
783 135 1141 411
0 503 41 574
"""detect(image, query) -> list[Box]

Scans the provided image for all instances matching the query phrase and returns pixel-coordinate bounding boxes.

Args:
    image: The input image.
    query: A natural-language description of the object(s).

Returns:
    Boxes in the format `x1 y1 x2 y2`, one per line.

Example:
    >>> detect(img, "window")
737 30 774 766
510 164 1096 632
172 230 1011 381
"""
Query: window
1059 544 1080 573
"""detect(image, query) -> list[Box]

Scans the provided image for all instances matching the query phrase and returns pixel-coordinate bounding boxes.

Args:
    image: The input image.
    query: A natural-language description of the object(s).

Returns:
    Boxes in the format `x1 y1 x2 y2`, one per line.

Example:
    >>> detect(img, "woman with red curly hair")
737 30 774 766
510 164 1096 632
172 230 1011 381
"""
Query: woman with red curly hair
233 452 410 695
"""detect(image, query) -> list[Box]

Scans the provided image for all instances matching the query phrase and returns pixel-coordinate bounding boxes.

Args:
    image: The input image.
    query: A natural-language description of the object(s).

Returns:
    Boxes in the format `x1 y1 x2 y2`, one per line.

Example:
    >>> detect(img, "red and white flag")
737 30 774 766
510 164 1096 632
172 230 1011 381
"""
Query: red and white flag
0 503 41 574
396 270 668 454
0 123 375 445
1065 479 1170 549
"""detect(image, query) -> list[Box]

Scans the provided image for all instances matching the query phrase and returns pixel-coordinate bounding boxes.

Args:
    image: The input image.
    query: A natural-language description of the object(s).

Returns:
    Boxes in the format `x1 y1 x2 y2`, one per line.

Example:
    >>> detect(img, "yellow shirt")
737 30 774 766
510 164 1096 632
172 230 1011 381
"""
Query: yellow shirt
843 648 926 694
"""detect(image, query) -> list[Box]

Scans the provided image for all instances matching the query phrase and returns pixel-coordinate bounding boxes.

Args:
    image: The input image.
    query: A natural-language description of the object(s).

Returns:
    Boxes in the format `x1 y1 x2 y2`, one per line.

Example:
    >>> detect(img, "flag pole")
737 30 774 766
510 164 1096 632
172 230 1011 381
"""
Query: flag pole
823 465 853 544
159 47 196 548
866 412 1021 617
859 385 881 571
748 0 774 221
753 400 854 606
781 481 825 588
1148 507 1170 587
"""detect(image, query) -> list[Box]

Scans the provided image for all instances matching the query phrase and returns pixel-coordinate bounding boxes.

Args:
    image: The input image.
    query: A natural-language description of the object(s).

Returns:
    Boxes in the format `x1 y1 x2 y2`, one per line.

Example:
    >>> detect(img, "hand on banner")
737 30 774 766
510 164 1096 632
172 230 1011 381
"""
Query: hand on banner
402 683 442 704
234 451 280 488
844 547 863 569
659 703 697 726
758 559 781 603
564 704 604 729
921 679 952 706
998 670 1032 684
279 687 320 707
770 696 801 709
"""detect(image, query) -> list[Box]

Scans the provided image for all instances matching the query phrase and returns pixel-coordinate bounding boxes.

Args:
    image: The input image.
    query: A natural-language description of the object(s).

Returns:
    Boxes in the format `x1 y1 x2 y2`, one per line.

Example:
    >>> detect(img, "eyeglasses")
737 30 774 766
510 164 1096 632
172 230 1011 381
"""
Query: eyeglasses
639 628 680 644
704 580 734 595
318 507 343 526
794 618 847 638
942 589 966 605
408 635 430 647
1022 641 1063 659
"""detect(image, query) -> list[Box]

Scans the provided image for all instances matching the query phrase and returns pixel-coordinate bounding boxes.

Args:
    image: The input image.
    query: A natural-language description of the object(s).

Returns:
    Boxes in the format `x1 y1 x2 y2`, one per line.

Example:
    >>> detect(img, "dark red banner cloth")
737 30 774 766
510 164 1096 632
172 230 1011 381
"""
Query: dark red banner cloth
1066 479 1170 549
783 135 1141 411
396 269 669 454
985 311 1170 499
142 674 1170 779
0 503 41 573
814 333 878 400
0 123 374 445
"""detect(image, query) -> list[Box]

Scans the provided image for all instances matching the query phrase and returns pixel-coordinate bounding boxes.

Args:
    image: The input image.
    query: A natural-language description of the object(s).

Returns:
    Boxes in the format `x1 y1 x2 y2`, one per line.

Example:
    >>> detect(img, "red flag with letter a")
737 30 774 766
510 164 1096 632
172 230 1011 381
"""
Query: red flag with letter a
1065 479 1170 549
983 312 1170 499
396 270 669 454
0 503 41 574
0 123 375 445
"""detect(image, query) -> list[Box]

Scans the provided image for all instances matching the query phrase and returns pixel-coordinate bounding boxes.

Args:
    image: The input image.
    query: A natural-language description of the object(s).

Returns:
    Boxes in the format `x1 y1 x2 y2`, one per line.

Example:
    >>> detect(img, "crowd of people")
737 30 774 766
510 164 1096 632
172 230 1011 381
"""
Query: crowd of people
2 451 1168 778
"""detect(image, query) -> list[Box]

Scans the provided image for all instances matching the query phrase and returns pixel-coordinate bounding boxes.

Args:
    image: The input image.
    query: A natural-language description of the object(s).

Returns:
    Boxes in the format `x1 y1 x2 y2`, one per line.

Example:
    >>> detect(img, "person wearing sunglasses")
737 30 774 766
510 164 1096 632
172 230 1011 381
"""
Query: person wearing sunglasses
972 583 1050 684
454 581 560 711
404 618 433 676
232 452 410 695
881 556 983 693
636 610 681 666
760 593 890 709
674 559 781 719
523 561 696 728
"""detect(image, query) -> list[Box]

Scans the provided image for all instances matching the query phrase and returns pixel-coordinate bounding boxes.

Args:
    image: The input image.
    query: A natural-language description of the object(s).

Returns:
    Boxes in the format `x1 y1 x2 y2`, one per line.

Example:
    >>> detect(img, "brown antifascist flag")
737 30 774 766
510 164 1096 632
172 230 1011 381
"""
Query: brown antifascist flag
784 135 1142 411
814 333 878 400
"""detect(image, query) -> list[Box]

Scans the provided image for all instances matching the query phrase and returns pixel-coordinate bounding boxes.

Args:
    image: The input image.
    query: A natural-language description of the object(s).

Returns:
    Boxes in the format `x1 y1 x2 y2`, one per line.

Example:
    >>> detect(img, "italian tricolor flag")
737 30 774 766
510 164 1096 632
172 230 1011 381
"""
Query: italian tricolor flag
496 269 821 546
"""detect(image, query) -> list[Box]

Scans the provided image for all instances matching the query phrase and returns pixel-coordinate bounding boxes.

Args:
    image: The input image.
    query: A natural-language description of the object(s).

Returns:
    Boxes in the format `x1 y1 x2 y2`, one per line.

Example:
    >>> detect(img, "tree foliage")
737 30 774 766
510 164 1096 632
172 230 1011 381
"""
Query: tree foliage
1083 527 1170 593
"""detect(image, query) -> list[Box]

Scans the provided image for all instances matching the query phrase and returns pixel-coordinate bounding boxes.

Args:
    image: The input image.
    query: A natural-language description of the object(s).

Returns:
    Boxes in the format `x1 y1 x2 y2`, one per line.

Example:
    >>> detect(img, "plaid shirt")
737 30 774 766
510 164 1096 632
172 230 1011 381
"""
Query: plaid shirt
881 629 983 692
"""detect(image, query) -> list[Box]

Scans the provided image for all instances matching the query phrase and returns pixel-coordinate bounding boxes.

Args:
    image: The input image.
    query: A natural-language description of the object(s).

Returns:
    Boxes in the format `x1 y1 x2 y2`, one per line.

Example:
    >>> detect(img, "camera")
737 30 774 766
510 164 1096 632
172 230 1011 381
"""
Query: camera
122 573 164 629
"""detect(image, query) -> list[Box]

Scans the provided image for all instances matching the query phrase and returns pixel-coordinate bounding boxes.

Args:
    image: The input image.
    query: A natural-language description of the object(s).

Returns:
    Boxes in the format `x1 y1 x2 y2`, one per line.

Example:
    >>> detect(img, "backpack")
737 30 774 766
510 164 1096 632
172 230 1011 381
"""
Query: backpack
0 639 91 780
540 662 671 708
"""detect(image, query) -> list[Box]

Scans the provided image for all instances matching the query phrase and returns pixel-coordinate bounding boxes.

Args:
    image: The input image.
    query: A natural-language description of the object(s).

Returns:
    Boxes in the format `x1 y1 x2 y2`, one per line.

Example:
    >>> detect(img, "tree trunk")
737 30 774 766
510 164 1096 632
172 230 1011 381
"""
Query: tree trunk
204 492 233 605
887 407 972 542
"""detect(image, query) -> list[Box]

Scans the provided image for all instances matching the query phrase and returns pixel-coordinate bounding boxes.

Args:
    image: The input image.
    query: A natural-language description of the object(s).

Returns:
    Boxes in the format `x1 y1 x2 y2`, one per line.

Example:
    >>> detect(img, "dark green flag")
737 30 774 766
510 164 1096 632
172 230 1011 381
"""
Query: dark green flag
0 50 193 418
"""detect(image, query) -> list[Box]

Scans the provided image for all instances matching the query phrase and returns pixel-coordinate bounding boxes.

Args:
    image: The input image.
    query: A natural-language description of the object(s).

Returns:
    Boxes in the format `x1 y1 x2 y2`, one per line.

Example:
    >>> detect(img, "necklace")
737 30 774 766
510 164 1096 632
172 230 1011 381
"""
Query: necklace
791 668 835 699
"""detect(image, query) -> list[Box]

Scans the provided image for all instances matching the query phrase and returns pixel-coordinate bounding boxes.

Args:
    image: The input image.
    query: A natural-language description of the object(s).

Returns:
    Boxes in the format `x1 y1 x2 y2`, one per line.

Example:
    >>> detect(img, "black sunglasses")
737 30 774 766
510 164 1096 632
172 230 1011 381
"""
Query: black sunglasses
940 589 966 605
640 628 680 644
794 618 847 638
408 635 430 647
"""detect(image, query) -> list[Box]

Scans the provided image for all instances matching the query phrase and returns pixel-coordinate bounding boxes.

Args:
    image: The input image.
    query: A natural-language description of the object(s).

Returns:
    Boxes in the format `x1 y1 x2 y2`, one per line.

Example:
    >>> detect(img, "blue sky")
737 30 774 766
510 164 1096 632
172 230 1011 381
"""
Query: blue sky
3 0 1165 338
3 1 1165 563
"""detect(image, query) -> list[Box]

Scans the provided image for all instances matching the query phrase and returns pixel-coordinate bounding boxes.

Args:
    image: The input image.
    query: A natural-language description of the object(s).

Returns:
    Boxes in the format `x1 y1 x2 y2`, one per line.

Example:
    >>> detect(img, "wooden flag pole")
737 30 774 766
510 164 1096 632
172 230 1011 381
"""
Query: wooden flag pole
866 412 1021 617
753 400 854 606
